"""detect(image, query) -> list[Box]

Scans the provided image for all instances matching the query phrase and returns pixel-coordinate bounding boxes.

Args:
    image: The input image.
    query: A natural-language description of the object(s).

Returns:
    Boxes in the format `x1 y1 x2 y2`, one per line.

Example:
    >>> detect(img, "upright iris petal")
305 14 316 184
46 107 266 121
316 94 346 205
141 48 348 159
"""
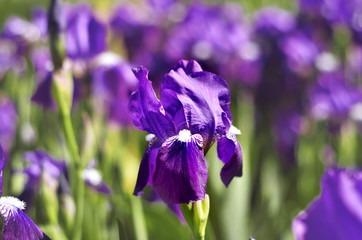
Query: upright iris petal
153 130 208 204
161 60 232 151
129 66 175 142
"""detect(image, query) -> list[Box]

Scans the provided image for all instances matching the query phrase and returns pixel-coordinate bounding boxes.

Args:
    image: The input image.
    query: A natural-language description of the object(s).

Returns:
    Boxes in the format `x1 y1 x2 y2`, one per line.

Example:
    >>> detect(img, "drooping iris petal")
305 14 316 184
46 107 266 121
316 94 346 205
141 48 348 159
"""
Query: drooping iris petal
133 137 161 196
217 130 243 187
0 196 50 240
129 67 175 141
66 3 106 60
161 60 232 152
292 168 362 240
31 73 56 109
30 47 56 109
152 130 208 204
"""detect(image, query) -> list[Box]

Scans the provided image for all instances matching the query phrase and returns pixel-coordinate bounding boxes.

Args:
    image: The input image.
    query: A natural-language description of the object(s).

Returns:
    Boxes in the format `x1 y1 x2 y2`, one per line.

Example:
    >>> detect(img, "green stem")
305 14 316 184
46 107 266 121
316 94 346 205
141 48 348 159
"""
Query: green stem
131 197 148 240
60 114 84 240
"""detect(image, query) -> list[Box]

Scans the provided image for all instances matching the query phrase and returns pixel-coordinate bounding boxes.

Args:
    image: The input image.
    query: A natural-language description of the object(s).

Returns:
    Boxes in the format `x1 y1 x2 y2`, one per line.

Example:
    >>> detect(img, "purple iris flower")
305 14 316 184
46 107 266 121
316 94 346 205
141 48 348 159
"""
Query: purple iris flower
254 7 297 40
0 98 18 158
219 41 262 87
298 0 362 43
19 150 66 207
293 168 362 240
110 3 165 66
1 16 42 44
66 3 106 60
165 2 248 72
309 71 362 121
0 146 51 240
129 60 243 204
280 32 319 76
91 52 138 126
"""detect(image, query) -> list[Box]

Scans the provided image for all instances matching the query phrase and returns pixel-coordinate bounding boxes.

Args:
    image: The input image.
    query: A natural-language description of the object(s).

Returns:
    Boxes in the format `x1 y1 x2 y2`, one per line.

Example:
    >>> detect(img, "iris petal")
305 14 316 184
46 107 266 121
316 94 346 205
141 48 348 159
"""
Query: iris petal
0 197 50 240
152 130 208 204
129 67 175 141
161 60 232 152
217 133 243 187
292 168 362 240
133 138 161 196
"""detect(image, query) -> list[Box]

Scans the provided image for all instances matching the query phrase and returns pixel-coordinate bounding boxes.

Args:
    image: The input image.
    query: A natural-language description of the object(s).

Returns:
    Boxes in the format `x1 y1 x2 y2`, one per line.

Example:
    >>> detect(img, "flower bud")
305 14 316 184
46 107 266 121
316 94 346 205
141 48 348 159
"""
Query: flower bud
179 194 210 240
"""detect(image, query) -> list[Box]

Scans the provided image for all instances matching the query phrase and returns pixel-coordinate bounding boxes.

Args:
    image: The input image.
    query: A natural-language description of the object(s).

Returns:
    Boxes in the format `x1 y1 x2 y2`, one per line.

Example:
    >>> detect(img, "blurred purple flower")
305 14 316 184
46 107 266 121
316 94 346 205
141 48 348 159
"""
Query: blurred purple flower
19 150 66 207
298 0 362 43
30 47 81 110
0 98 17 158
147 0 178 14
280 32 319 75
165 2 248 71
0 146 51 240
110 3 164 64
32 8 48 39
30 47 56 109
1 16 41 44
66 3 106 60
309 72 362 121
254 7 297 40
91 52 137 126
130 60 242 204
293 168 362 240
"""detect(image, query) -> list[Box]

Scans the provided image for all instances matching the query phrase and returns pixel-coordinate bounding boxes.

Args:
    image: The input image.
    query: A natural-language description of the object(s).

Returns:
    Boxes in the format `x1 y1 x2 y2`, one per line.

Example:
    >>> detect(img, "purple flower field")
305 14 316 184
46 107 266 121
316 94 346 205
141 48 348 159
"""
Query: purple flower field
0 0 361 239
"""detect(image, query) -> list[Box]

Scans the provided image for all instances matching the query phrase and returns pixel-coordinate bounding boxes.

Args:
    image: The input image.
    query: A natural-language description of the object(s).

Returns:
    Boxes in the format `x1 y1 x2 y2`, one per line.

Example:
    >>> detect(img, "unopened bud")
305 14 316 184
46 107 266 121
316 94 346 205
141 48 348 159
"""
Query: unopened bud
179 194 210 240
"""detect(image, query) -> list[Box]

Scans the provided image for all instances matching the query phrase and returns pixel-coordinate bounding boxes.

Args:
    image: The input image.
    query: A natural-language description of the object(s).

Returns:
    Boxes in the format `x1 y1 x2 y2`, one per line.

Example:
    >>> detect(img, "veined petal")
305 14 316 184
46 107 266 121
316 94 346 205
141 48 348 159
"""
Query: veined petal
0 196 50 240
152 130 208 204
129 67 175 141
217 132 243 187
161 60 232 152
